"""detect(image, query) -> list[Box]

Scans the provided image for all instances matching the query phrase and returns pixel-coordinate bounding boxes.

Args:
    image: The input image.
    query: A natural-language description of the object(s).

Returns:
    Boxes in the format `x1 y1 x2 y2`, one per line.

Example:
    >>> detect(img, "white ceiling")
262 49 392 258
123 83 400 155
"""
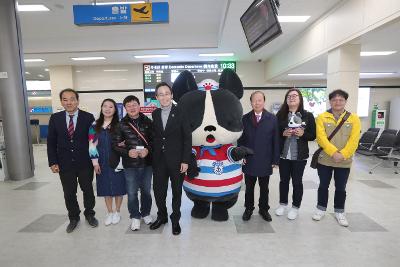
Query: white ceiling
19 0 400 84
20 0 341 63
274 18 400 82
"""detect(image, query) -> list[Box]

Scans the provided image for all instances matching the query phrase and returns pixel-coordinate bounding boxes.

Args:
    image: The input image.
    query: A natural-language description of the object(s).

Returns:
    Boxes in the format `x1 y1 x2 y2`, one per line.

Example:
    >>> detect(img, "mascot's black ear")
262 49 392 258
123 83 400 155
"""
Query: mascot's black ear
172 70 198 102
219 68 243 99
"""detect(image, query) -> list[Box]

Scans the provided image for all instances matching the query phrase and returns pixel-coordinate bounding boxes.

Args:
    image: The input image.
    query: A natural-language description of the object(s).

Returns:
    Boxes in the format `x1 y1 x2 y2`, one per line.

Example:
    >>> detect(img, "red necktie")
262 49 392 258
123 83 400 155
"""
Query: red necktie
68 115 74 138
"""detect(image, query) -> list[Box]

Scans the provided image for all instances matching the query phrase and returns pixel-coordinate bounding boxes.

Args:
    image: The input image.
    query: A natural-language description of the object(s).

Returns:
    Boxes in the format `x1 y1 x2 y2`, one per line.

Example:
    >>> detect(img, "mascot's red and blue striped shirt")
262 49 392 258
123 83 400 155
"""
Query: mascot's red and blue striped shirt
183 144 243 199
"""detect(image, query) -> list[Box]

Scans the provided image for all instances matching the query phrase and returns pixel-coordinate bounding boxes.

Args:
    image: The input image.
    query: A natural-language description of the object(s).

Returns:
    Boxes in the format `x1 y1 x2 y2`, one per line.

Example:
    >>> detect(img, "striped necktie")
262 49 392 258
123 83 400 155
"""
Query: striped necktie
68 115 74 138
256 114 261 123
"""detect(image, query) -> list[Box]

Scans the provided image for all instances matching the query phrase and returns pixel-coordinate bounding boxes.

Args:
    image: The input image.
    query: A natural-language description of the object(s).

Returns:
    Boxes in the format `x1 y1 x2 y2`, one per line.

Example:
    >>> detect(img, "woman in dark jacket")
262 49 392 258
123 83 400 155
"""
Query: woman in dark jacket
275 88 316 220
238 91 280 222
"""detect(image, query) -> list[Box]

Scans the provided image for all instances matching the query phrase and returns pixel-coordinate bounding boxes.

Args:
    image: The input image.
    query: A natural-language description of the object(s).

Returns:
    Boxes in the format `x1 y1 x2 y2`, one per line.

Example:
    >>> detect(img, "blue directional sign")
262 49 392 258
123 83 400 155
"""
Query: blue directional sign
73 2 169 26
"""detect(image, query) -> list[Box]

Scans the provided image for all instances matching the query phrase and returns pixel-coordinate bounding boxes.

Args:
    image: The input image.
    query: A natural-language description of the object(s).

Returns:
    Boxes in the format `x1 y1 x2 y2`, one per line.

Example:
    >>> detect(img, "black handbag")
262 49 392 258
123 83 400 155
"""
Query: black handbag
310 112 351 169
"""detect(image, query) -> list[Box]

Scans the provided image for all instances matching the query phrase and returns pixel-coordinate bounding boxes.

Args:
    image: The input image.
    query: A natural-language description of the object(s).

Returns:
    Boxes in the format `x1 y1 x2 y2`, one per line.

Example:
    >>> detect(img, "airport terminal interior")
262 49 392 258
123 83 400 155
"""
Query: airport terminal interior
1 0 400 266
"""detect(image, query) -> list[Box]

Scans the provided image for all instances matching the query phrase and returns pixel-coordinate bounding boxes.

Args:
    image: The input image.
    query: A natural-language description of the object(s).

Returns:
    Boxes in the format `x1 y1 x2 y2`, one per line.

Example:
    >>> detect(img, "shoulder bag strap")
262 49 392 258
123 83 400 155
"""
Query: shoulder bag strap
128 122 149 146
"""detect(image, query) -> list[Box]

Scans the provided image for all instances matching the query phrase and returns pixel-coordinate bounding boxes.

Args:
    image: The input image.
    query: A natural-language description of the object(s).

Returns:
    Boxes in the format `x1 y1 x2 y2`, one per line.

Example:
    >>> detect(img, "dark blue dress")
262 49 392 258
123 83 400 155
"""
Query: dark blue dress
92 128 126 197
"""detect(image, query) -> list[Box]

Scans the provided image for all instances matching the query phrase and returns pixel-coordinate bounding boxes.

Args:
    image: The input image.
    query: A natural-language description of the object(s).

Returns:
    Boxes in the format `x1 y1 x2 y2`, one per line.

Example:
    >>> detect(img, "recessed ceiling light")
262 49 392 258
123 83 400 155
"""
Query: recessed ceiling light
17 4 50 12
71 57 106 61
360 51 397 56
38 74 44 78
24 59 45 62
278 16 310 22
134 55 169 59
103 69 129 72
199 53 234 57
75 70 82 73
93 1 145 5
360 72 396 75
44 68 49 72
288 73 324 76
25 72 31 75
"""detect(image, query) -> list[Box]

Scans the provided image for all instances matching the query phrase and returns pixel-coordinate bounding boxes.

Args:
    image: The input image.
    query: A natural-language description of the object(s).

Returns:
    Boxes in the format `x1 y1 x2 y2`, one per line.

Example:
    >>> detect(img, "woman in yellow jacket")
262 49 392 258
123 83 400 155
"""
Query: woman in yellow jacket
312 89 361 227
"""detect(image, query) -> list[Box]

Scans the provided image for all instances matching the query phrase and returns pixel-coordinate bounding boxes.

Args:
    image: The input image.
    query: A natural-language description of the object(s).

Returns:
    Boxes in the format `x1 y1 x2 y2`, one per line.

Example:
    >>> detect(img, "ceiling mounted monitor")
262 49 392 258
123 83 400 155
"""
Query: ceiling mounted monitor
240 0 282 53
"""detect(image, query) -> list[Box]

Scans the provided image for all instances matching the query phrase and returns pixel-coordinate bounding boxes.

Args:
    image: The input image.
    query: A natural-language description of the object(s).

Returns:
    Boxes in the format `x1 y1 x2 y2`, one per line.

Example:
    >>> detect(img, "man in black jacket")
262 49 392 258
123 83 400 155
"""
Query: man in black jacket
47 88 98 233
112 95 153 231
150 82 192 235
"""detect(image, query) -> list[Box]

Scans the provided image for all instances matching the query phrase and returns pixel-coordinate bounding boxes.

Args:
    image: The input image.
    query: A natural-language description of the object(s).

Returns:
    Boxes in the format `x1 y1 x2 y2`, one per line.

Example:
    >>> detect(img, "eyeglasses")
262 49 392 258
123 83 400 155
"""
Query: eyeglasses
287 94 299 99
157 93 171 97
330 98 346 103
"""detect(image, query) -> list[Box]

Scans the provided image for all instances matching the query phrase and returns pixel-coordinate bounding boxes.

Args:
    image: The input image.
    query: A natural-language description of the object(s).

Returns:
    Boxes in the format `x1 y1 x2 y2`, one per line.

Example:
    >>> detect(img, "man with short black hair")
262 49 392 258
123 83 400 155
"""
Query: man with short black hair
112 95 153 231
150 82 191 235
47 88 98 233
312 89 361 227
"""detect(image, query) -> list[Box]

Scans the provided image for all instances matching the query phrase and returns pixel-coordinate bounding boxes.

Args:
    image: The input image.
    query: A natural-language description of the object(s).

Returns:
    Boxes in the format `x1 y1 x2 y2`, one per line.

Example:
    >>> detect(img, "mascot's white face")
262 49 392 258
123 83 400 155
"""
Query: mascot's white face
288 112 304 128
191 79 243 147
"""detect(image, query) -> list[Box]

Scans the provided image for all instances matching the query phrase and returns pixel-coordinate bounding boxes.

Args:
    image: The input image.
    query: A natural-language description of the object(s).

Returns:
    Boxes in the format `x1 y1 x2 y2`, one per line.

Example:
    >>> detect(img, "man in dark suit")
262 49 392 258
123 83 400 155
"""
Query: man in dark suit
150 82 192 235
47 88 98 233
238 91 280 222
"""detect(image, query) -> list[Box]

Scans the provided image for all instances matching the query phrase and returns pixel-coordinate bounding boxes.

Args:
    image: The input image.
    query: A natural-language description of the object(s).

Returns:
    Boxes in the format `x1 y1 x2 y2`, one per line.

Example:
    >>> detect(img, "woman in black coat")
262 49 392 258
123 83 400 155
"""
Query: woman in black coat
275 88 316 220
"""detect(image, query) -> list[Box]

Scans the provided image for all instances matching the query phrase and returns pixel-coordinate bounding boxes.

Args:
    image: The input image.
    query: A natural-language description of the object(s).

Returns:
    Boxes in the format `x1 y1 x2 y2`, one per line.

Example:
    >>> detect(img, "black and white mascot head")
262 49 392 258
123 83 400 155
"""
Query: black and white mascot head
173 69 252 221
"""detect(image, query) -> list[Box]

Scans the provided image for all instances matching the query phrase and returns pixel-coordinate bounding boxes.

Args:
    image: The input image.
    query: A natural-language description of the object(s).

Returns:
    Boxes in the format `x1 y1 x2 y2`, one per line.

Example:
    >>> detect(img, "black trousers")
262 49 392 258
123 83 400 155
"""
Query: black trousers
278 159 307 208
153 155 184 224
244 174 270 211
59 167 95 221
317 164 350 212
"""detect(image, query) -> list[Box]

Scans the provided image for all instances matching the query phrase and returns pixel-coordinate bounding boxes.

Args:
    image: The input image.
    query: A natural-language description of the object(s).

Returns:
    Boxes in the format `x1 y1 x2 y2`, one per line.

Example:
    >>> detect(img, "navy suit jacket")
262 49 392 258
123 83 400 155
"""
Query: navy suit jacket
151 105 192 169
47 109 95 173
238 110 280 177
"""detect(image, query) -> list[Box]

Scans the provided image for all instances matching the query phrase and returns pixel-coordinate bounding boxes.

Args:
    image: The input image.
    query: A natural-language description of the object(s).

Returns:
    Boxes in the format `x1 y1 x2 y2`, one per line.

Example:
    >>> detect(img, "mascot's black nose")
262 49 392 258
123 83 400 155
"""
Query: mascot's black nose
204 125 216 132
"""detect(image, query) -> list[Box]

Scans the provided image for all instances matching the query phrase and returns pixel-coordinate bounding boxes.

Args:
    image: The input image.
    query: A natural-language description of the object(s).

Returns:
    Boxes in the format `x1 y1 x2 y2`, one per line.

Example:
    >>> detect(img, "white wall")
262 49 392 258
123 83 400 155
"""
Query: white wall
72 64 143 116
361 87 400 132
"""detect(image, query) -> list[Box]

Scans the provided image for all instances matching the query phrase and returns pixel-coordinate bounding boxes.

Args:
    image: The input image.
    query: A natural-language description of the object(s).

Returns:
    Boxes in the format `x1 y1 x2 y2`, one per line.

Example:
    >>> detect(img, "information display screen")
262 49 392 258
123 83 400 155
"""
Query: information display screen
240 0 282 52
143 61 236 101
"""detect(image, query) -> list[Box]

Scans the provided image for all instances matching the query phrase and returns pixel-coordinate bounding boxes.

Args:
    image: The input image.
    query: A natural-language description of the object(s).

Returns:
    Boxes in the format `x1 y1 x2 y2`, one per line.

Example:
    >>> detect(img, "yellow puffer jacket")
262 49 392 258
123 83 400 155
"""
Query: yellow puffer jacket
316 110 361 168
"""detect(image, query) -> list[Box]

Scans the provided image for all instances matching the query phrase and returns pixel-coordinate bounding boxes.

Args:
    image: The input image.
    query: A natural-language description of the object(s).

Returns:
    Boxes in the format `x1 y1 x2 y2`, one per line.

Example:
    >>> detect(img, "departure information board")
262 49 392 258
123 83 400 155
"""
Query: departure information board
143 61 236 101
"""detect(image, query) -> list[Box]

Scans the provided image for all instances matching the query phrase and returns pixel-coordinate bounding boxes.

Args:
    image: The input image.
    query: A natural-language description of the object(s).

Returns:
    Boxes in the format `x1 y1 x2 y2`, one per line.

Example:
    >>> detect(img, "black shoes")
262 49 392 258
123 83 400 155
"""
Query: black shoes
66 216 98 233
242 209 253 221
172 222 181 235
86 216 99 227
259 209 272 222
149 218 180 235
149 218 168 230
66 219 79 233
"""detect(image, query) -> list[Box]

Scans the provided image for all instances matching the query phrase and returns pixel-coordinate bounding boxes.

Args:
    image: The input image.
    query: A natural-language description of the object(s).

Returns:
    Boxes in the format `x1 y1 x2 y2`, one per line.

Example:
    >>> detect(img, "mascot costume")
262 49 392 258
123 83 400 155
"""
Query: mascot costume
172 69 252 221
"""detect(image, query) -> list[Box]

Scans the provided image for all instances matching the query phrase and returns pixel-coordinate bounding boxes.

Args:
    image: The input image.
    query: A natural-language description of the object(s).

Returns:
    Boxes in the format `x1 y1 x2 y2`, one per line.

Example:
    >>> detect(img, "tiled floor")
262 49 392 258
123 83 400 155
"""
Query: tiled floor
1 146 399 266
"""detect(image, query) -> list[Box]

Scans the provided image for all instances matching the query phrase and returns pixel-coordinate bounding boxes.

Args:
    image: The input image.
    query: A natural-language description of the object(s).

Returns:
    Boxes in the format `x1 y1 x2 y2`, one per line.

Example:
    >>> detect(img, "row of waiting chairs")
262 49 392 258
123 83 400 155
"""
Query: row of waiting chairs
357 128 400 174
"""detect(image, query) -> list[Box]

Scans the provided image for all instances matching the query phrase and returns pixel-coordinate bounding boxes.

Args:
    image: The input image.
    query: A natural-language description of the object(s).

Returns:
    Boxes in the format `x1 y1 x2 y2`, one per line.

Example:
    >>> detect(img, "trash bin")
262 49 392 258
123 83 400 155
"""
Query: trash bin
0 148 7 181
30 119 40 144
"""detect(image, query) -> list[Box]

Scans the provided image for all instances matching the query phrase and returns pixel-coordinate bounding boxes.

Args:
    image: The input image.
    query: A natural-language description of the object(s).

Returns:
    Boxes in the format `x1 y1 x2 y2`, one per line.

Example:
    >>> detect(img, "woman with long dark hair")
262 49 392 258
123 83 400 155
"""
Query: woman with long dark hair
89 99 126 226
275 89 316 220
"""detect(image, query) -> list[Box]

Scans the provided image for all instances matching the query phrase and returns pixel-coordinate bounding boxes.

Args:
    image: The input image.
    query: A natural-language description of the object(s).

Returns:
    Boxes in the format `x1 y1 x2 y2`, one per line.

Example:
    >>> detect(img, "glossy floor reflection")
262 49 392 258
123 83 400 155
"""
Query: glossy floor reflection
0 146 399 266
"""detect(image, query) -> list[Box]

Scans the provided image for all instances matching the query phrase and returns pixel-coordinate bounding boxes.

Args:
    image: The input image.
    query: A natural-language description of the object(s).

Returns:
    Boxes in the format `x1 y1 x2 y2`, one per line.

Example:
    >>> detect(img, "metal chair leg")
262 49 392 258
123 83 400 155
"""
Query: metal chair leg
369 160 384 174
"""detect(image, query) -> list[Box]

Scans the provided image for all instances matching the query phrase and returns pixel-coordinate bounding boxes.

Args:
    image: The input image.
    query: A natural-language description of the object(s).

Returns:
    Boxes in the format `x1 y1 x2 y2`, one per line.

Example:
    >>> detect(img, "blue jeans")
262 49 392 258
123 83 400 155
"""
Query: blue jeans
124 166 153 219
316 164 350 213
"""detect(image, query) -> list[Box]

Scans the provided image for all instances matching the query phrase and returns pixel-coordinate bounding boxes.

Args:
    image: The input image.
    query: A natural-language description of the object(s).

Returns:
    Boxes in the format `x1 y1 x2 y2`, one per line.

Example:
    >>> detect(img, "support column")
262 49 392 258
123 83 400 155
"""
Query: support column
327 44 361 113
49 66 74 113
0 0 34 180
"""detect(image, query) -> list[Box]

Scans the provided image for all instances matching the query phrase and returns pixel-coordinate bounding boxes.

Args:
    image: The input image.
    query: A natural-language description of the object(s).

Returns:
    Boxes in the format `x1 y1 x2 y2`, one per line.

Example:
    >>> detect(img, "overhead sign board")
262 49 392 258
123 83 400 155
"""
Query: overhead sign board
73 2 168 25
